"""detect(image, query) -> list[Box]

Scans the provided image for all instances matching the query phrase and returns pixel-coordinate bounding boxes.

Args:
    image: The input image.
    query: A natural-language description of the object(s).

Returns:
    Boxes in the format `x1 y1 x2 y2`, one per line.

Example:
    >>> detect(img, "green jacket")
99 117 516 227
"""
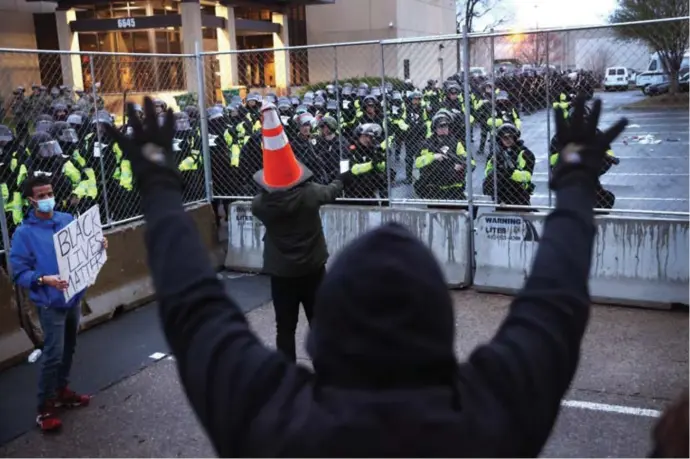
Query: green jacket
251 180 343 277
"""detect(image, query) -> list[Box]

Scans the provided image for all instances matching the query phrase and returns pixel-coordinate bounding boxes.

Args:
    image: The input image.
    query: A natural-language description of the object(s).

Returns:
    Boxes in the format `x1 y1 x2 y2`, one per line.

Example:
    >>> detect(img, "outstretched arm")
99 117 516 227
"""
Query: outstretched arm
106 97 310 457
461 97 628 456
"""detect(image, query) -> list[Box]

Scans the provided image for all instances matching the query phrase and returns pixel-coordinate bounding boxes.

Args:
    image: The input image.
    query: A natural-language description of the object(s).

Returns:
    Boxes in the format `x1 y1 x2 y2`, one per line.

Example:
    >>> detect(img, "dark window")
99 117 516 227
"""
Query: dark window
404 59 410 79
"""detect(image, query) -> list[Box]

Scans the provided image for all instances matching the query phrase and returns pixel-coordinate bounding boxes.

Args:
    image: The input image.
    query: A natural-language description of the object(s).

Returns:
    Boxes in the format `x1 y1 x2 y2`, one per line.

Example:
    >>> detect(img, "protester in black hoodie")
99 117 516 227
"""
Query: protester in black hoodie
105 96 627 457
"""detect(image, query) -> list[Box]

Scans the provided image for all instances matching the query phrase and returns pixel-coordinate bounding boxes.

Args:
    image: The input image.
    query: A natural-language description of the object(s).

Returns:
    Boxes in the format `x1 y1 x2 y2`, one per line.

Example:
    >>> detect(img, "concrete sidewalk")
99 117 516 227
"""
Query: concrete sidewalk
1 290 686 458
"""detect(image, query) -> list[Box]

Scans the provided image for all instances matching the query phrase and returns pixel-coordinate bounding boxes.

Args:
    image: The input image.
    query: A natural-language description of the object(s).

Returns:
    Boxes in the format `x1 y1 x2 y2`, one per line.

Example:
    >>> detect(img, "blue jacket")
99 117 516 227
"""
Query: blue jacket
10 210 85 309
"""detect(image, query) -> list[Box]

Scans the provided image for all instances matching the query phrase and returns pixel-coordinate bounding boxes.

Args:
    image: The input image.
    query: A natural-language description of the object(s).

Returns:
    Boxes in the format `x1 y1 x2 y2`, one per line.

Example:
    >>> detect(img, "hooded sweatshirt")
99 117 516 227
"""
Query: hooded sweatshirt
146 179 595 457
10 209 85 309
251 180 343 277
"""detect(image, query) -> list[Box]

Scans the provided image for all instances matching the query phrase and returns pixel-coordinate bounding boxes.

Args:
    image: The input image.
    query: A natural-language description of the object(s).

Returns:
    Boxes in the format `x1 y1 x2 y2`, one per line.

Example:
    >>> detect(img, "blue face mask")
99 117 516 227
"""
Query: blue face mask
36 197 55 213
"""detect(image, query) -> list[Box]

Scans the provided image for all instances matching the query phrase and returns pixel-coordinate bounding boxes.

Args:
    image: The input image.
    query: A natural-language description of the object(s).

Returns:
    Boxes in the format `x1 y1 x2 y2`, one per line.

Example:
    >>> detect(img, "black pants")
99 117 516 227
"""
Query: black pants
270 267 325 362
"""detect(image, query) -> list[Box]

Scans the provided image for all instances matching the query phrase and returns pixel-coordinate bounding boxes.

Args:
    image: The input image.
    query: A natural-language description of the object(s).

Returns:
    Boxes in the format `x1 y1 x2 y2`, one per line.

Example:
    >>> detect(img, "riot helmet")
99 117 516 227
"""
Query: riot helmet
207 106 224 121
356 123 383 147
431 111 452 133
174 112 191 132
497 123 520 148
153 98 167 114
29 132 63 158
314 95 326 110
50 121 79 145
318 115 338 135
0 125 13 149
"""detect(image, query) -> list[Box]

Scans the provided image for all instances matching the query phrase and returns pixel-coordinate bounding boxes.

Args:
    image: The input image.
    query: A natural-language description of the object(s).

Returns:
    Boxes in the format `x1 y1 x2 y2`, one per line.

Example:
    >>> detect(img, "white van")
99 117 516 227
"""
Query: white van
636 51 690 91
604 67 630 91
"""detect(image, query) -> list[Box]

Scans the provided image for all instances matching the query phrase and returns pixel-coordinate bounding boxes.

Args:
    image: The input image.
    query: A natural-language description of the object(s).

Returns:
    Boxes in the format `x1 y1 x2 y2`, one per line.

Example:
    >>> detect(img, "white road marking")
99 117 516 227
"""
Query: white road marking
529 194 687 202
149 352 167 361
562 399 661 418
532 173 689 177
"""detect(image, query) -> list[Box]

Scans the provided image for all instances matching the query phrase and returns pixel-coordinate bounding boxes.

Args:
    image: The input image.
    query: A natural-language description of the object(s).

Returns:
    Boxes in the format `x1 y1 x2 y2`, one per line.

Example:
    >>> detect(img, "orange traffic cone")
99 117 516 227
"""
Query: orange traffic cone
253 101 313 192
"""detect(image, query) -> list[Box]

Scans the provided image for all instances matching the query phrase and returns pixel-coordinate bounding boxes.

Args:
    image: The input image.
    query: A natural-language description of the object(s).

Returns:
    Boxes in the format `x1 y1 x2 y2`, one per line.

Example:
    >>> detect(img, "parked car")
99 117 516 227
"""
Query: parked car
643 72 690 96
604 66 631 91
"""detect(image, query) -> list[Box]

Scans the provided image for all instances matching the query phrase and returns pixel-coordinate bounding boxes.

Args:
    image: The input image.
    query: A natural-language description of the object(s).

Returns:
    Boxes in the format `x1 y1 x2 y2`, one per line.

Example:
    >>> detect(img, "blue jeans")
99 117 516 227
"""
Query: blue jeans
37 304 81 411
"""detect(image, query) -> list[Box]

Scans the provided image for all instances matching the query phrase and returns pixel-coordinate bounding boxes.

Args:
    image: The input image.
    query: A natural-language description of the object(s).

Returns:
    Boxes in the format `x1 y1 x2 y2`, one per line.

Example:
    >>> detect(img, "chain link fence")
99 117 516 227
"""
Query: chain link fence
0 49 208 256
0 17 687 256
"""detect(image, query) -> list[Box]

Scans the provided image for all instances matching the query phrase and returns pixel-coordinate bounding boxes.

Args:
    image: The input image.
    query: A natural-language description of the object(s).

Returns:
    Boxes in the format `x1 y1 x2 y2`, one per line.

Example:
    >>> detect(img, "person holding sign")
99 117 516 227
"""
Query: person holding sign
105 96 627 457
9 174 108 432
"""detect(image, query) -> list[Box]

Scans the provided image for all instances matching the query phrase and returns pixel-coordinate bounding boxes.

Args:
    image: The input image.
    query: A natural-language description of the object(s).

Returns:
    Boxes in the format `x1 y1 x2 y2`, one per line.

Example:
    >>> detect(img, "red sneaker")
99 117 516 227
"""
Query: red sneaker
56 387 90 408
36 402 62 432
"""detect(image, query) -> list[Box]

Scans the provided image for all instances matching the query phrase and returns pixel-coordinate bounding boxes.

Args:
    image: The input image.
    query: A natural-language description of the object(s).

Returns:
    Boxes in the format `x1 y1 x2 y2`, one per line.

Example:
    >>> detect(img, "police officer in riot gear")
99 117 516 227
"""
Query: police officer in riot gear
414 112 473 201
549 104 619 210
0 125 28 231
345 123 388 202
277 97 297 141
245 92 263 133
483 123 535 207
34 114 55 134
11 86 30 143
291 112 325 184
49 122 87 213
26 132 73 212
173 111 203 201
354 95 383 131
316 115 344 185
51 102 69 122
401 90 428 183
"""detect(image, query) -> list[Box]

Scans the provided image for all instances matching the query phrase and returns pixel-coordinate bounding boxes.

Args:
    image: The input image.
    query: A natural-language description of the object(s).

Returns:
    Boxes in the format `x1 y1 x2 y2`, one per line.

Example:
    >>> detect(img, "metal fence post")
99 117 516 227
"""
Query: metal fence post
490 32 498 207
462 26 475 276
89 54 112 225
334 45 344 162
380 42 392 204
195 43 213 204
545 31 553 208
0 193 12 280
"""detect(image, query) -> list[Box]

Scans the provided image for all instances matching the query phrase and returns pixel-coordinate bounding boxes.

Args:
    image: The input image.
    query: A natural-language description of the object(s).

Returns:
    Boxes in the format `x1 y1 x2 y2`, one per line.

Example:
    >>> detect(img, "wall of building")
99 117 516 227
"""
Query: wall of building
0 3 44 105
304 0 397 84
305 0 457 86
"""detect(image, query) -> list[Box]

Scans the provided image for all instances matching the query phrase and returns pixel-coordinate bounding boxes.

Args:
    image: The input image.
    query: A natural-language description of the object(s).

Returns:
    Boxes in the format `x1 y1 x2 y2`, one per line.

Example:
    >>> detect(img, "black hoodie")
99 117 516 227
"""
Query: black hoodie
147 179 595 457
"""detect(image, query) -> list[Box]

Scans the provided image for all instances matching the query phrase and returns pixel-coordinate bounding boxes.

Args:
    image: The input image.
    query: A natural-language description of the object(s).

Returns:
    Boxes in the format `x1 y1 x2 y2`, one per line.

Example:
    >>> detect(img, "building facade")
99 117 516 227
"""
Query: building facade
0 0 457 101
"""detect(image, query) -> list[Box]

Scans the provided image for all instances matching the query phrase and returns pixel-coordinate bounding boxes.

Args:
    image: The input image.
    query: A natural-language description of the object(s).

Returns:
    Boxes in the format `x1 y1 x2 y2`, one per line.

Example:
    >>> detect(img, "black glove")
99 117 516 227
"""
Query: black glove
104 96 183 195
550 96 628 191
339 170 355 187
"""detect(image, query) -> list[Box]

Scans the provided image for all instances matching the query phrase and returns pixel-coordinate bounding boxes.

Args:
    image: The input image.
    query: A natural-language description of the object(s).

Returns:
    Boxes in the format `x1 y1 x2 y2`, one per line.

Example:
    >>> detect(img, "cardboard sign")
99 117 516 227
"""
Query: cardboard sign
53 205 108 302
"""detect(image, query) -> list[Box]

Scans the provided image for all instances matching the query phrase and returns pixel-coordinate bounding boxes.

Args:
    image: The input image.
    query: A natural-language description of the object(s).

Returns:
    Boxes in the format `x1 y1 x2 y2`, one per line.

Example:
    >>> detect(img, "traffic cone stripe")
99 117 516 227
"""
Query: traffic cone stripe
262 125 284 138
263 132 288 151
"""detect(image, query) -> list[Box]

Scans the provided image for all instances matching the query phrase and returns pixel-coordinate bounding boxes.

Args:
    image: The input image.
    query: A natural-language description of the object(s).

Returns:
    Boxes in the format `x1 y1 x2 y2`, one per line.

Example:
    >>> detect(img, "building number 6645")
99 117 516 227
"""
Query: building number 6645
117 18 136 29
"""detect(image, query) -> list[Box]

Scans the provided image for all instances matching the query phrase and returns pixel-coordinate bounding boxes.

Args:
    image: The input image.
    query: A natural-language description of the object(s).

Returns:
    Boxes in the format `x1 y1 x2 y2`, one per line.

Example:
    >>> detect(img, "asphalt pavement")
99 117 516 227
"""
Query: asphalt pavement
0 281 686 457
389 90 690 215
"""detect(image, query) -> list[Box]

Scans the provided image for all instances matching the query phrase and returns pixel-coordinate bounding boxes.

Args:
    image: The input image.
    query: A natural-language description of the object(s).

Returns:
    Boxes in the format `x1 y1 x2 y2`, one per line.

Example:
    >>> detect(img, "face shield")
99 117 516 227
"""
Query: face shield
36 140 63 158
175 118 191 132
58 128 79 144
0 129 12 149
435 122 450 136
35 121 54 133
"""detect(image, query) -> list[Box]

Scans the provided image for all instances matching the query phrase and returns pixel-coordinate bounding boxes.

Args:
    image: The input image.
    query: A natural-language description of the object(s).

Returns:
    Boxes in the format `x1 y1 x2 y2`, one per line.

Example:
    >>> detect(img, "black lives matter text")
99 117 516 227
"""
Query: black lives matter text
53 205 108 301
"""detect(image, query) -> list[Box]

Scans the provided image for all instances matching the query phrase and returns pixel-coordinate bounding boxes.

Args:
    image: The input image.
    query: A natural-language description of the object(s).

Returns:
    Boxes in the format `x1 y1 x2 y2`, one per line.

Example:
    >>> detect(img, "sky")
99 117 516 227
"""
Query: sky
472 0 619 31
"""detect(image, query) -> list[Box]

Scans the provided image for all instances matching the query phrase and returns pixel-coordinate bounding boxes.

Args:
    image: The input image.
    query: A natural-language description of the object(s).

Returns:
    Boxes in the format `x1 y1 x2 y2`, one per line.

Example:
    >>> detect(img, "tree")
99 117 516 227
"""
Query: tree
456 0 511 34
455 0 512 74
610 0 689 94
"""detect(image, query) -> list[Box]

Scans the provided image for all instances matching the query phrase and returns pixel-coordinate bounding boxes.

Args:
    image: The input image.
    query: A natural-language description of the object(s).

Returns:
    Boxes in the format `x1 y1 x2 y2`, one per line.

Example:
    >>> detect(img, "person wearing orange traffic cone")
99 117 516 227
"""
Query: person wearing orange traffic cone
251 101 353 362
